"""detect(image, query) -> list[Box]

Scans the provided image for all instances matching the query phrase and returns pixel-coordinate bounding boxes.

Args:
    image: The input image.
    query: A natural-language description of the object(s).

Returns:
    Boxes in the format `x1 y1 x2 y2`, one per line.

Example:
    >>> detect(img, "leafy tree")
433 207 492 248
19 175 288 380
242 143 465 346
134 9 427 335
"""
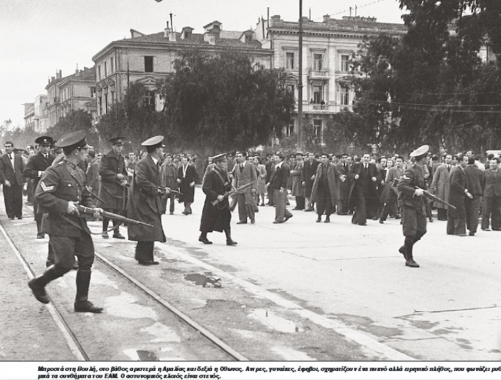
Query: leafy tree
157 49 295 155
47 110 98 147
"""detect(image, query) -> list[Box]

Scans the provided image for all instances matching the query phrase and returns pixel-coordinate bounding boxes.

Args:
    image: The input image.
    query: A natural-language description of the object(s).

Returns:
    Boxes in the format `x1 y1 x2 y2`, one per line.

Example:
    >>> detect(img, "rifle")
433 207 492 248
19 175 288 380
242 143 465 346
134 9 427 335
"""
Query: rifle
158 187 183 196
416 187 457 210
76 205 154 228
85 186 105 204
212 182 253 206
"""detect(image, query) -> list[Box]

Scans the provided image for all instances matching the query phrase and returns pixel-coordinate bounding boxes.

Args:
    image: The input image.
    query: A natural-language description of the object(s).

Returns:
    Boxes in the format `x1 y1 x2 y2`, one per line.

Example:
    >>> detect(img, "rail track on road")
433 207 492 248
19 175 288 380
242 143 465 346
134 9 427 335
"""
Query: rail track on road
0 216 247 361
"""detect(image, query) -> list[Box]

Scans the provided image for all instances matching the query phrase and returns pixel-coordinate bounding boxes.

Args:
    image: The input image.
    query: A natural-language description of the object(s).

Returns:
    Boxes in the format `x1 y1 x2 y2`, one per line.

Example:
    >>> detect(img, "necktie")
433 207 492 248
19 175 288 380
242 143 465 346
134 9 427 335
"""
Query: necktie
8 154 12 160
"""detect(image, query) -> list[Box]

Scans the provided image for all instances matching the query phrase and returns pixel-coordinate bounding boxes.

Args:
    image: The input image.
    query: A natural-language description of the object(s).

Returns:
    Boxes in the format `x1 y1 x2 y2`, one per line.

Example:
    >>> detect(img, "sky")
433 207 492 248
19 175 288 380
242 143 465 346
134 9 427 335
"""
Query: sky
0 0 407 129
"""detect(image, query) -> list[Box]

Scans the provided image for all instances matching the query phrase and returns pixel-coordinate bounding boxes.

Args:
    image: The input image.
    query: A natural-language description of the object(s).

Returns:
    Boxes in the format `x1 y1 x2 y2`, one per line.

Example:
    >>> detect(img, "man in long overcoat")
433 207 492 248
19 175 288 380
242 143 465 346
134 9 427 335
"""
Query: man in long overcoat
23 136 55 238
464 155 484 236
336 154 351 215
431 154 453 220
199 154 237 246
0 141 25 219
232 152 257 224
302 152 319 211
481 157 501 231
98 137 128 239
177 156 197 215
160 153 179 215
291 152 305 210
349 153 378 226
128 136 167 266
311 153 343 223
271 153 293 223
447 154 471 236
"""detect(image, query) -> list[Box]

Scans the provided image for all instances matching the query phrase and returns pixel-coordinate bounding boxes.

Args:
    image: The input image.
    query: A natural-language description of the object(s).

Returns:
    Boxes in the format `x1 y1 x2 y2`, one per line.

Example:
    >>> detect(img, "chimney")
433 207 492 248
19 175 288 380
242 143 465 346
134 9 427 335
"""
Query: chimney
59 70 62 79
164 21 170 38
323 14 330 23
169 31 177 42
270 15 281 27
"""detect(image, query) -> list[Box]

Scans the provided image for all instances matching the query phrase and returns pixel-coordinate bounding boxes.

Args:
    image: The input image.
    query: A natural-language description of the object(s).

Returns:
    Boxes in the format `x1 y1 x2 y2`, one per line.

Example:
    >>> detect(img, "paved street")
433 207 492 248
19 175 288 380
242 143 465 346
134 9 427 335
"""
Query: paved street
1 187 500 361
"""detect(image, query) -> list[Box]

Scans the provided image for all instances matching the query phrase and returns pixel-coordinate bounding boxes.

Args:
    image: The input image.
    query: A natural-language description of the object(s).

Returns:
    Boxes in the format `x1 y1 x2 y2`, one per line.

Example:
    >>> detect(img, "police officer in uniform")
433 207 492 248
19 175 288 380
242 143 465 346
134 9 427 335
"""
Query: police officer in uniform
98 136 128 239
199 153 237 245
397 145 429 268
23 136 56 239
28 131 104 313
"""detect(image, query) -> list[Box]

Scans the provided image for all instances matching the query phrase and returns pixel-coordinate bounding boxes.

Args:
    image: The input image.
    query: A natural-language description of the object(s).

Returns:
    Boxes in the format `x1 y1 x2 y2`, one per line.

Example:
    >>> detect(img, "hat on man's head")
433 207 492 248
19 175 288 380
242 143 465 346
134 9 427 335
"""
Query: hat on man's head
212 153 227 163
410 145 429 158
109 136 124 146
141 135 164 148
55 130 89 150
35 136 54 146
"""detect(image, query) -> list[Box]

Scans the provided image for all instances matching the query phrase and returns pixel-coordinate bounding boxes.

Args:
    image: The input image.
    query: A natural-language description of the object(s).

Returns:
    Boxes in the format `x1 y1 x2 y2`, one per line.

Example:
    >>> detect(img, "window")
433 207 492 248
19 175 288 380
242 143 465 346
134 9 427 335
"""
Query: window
111 91 115 104
313 54 323 71
98 96 103 115
340 86 350 106
98 66 102 81
104 62 108 77
313 119 322 142
110 57 114 74
104 94 108 113
144 56 154 72
286 84 295 97
286 52 294 69
145 91 156 110
340 54 350 72
284 123 294 136
90 87 96 98
312 85 323 104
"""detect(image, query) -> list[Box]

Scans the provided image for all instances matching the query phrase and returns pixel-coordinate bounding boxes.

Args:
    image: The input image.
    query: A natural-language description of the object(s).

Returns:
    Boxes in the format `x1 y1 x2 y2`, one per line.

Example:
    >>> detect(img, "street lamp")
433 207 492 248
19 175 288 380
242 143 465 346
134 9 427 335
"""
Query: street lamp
297 0 303 152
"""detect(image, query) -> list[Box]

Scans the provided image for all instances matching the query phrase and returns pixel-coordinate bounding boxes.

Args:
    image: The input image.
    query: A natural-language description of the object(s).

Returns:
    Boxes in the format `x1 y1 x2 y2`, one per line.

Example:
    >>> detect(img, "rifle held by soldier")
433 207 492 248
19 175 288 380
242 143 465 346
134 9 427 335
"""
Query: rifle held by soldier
416 187 457 210
212 182 253 206
76 205 154 228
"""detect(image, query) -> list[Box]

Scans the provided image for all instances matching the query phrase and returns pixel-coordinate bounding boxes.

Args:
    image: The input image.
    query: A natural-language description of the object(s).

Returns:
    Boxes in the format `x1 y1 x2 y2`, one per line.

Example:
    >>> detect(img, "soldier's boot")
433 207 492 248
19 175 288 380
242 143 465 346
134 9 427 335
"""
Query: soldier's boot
28 266 64 304
404 237 420 268
74 270 103 313
225 228 237 246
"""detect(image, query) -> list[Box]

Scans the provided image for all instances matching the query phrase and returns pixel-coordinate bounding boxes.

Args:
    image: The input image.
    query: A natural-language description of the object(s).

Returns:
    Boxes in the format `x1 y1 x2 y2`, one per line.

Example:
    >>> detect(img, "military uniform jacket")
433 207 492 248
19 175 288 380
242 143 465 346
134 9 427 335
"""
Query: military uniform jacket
397 164 427 211
23 152 56 217
97 149 127 210
128 155 166 242
35 160 95 237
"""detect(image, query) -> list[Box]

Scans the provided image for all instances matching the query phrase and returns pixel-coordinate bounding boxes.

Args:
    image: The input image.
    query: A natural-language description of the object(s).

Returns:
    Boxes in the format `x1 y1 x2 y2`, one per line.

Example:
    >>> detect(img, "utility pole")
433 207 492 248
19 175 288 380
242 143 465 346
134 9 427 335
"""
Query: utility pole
297 0 303 151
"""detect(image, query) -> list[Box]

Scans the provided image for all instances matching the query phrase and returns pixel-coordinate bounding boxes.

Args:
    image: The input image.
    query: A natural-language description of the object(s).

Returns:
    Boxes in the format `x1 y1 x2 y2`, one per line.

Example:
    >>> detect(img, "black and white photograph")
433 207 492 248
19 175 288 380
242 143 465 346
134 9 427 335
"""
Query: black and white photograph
0 0 500 378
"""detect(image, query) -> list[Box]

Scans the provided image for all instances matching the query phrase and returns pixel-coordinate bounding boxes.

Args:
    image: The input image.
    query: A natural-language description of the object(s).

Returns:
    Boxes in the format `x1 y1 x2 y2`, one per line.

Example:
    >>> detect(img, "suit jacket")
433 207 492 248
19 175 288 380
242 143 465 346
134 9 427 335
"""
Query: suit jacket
128 155 165 242
97 149 128 210
0 153 25 186
271 162 290 190
448 166 467 218
232 161 257 192
350 162 378 195
464 164 484 197
483 169 501 197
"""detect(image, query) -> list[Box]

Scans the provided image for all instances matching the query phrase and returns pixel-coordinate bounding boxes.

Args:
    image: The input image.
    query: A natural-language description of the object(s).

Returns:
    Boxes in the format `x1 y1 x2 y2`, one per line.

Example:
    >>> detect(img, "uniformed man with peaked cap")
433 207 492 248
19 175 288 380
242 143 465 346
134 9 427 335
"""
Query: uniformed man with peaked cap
199 153 237 245
97 136 128 239
397 145 430 268
29 130 104 313
128 135 168 265
23 136 56 239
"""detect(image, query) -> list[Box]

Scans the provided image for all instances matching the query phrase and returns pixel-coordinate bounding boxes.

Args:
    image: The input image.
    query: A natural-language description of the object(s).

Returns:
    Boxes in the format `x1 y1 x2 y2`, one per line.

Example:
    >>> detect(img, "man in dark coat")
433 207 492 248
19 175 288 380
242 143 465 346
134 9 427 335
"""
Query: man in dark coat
23 136 55 238
481 157 501 231
232 151 257 224
128 136 167 266
177 156 197 215
98 137 128 239
265 154 275 206
0 141 25 219
85 149 101 194
29 130 103 313
397 145 430 268
302 152 319 211
271 153 293 224
447 154 471 236
349 153 378 226
199 153 237 246
310 153 344 223
464 155 484 236
160 153 179 215
336 154 351 215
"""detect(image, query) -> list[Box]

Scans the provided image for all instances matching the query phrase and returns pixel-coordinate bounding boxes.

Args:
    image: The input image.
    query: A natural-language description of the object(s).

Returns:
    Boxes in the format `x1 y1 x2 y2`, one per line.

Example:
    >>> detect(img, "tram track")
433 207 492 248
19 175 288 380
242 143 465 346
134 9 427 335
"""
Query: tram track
1 214 247 361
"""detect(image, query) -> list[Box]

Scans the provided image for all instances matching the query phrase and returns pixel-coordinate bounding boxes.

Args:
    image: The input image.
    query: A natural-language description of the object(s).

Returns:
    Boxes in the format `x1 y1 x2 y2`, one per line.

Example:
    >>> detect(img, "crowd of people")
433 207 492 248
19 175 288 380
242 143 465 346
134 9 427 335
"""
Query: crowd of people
0 133 500 313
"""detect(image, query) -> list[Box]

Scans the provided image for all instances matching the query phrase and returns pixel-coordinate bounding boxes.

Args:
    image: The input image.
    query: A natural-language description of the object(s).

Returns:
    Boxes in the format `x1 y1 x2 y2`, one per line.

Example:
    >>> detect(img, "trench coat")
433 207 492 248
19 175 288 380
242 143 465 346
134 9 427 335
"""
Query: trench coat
310 163 341 205
431 164 451 209
290 161 304 197
200 168 232 233
97 149 128 210
127 155 166 242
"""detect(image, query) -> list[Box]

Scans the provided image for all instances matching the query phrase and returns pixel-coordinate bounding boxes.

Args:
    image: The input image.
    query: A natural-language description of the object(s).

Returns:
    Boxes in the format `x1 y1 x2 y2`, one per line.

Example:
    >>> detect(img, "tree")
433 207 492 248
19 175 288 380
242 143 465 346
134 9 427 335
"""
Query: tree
98 82 167 151
47 110 98 147
157 49 295 155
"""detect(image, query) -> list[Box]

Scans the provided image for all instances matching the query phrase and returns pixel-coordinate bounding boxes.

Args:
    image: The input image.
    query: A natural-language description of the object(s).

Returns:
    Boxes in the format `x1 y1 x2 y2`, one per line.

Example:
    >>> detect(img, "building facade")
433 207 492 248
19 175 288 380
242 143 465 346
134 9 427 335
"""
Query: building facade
92 21 273 120
255 15 407 142
45 67 97 128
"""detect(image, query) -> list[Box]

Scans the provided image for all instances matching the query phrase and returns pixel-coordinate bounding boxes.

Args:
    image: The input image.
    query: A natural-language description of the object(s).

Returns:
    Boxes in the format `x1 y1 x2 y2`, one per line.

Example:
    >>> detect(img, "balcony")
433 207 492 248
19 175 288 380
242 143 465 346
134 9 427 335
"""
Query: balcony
301 103 352 114
308 69 330 79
